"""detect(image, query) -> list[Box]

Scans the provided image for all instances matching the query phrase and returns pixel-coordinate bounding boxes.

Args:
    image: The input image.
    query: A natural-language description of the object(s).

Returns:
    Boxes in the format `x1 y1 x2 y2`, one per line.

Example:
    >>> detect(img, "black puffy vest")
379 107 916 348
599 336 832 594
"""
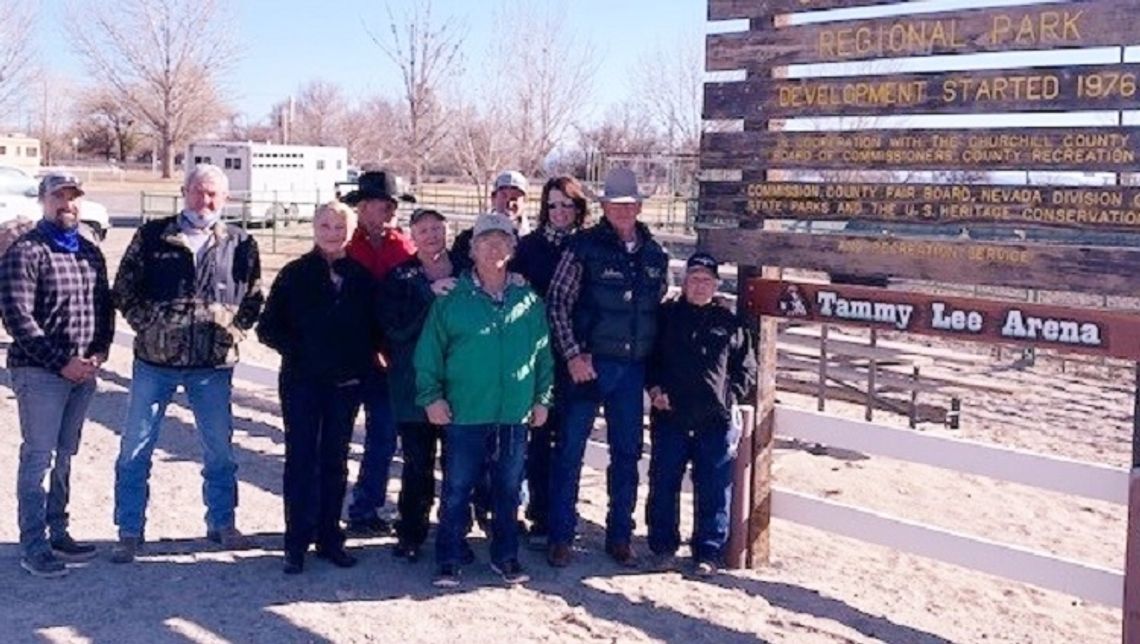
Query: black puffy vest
571 221 669 361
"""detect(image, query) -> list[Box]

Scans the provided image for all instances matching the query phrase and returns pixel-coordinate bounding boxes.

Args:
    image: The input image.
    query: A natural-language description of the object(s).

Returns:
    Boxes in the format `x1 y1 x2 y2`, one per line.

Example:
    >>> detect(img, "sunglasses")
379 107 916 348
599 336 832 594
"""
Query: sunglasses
546 201 576 210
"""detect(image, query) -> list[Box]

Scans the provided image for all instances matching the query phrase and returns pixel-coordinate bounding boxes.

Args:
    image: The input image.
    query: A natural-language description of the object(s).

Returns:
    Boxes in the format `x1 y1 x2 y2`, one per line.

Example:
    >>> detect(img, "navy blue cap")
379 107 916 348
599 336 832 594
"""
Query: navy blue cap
686 252 719 277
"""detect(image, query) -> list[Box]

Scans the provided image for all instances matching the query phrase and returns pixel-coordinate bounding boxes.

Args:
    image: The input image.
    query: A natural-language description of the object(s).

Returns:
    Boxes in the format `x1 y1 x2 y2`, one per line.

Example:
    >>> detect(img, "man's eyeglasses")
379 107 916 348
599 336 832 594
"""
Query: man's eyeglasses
546 201 576 210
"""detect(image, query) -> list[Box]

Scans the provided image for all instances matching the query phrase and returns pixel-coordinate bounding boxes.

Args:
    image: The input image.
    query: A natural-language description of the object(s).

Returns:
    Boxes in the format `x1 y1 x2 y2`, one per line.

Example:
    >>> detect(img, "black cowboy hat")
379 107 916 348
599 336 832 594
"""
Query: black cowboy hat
341 170 416 206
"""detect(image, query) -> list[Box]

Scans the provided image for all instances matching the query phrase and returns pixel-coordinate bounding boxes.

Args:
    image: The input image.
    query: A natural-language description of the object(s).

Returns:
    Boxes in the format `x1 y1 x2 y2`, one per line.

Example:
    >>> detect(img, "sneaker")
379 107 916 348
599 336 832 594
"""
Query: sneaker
110 537 141 564
20 551 68 578
433 564 461 588
393 542 421 563
694 561 718 577
345 516 393 537
605 542 638 568
547 543 572 568
314 547 358 569
527 529 549 551
50 534 97 561
648 551 680 572
206 527 254 551
490 559 530 585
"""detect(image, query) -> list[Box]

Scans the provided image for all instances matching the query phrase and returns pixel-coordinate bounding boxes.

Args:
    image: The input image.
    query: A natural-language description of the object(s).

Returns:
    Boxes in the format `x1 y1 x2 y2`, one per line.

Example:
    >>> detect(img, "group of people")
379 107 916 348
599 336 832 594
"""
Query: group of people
0 163 756 588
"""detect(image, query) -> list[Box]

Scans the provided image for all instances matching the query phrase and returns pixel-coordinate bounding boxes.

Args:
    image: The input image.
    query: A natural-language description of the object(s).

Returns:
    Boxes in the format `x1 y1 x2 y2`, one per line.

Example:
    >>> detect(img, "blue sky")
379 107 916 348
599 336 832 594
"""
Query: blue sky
35 0 707 123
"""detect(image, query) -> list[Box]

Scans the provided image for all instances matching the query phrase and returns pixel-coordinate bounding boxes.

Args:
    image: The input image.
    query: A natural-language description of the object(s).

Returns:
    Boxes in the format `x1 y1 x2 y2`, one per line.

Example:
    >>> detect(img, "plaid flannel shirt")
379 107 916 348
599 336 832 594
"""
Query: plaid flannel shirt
0 225 115 371
546 247 584 360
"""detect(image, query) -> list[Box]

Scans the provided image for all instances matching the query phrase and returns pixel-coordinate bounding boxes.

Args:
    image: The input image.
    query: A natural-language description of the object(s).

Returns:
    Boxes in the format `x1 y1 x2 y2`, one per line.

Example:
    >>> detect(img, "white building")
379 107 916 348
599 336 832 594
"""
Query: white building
0 134 41 173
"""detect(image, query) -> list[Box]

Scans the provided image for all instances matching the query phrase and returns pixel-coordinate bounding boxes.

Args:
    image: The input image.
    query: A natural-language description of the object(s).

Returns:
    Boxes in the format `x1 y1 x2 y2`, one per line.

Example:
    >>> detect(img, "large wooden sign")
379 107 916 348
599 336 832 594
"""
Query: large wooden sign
707 0 1135 70
700 128 1140 173
705 64 1140 120
702 228 1140 297
747 278 1140 361
700 181 1140 232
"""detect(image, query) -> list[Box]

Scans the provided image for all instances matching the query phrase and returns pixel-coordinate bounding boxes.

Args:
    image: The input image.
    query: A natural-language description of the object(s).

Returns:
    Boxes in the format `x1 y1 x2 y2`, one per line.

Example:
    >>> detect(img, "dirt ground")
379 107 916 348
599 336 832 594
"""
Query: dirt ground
0 218 1128 643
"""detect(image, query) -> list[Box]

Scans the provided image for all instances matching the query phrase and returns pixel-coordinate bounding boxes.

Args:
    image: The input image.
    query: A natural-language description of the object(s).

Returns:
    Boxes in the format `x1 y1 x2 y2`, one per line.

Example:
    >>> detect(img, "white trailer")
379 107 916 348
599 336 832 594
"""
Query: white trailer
186 141 348 224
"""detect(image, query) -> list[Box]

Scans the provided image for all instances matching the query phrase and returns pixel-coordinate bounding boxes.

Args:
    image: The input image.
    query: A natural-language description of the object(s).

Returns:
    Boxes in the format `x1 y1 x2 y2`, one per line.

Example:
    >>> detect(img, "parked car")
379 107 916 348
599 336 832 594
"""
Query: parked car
0 165 112 240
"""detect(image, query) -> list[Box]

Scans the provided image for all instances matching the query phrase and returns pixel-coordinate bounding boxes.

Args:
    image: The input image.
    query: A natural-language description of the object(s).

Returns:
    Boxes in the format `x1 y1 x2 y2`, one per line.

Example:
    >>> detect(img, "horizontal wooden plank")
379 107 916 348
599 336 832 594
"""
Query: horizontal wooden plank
705 64 1140 120
707 0 1135 70
709 0 912 21
699 127 1140 172
777 407 1129 505
699 181 1140 233
771 488 1122 606
749 278 1140 360
699 229 1140 297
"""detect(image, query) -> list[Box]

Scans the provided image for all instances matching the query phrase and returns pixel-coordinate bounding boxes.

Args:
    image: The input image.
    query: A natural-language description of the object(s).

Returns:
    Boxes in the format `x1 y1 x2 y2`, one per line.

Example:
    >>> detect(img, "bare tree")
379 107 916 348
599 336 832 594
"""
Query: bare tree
367 0 465 186
449 101 514 204
74 89 140 162
67 0 238 177
496 1 596 176
287 80 350 146
576 102 662 156
24 73 79 165
635 30 703 154
0 0 35 118
343 97 401 169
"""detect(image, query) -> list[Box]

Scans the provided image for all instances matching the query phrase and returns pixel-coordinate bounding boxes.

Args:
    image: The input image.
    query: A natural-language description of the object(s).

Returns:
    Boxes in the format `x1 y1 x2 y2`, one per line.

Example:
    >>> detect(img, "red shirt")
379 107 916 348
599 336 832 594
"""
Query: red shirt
346 227 416 281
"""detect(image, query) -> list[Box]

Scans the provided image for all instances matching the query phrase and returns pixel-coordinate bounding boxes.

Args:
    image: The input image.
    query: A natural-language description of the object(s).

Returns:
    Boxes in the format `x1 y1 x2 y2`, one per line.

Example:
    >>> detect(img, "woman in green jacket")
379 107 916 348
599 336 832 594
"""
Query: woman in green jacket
414 212 553 588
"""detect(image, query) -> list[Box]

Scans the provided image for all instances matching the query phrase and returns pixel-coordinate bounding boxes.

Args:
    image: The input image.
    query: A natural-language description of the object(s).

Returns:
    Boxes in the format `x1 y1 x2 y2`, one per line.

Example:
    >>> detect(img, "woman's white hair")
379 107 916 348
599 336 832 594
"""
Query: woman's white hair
184 163 229 192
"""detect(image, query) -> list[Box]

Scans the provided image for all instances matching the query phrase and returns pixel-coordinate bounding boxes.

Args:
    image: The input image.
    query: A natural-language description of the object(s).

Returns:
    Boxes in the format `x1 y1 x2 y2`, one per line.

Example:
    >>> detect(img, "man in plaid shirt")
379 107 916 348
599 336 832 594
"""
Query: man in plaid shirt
0 174 114 578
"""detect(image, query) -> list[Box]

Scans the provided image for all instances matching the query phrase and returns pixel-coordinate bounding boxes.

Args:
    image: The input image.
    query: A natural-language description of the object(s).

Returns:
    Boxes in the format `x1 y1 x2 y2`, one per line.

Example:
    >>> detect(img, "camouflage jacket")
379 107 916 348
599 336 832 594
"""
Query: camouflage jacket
113 216 264 368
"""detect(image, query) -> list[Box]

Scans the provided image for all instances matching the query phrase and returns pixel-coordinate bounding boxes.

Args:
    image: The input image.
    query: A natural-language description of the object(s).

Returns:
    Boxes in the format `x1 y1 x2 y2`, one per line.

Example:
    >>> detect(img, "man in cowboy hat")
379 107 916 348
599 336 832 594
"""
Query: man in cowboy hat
341 169 416 536
545 167 669 568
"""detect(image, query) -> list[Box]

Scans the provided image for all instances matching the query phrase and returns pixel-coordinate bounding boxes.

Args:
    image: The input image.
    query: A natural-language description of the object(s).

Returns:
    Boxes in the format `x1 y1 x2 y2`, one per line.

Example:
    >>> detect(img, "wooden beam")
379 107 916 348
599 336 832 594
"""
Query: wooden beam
703 64 1140 120
699 181 1140 234
699 127 1140 173
701 229 1140 298
709 0 911 20
706 0 1137 70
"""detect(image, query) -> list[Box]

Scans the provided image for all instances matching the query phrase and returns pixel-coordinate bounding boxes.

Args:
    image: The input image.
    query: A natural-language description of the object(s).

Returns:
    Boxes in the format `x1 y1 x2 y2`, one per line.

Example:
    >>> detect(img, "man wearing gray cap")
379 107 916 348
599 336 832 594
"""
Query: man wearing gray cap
0 174 114 577
450 170 529 273
546 167 669 568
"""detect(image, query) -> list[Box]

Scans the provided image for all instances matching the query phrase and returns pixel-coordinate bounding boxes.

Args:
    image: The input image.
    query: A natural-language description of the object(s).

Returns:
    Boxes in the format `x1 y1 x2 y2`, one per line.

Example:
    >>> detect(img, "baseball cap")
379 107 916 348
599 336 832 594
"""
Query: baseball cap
409 208 446 225
38 173 85 198
686 252 719 277
493 170 528 195
472 212 516 238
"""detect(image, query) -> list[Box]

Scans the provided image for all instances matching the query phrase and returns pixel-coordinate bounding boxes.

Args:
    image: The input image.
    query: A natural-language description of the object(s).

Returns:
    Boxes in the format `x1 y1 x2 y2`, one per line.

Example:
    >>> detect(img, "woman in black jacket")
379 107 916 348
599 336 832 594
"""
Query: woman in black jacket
258 202 380 574
508 176 589 546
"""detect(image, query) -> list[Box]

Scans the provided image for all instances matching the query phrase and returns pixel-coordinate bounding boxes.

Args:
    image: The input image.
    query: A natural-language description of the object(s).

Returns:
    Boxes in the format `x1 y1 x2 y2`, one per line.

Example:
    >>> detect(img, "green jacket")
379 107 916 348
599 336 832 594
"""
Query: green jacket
414 271 554 426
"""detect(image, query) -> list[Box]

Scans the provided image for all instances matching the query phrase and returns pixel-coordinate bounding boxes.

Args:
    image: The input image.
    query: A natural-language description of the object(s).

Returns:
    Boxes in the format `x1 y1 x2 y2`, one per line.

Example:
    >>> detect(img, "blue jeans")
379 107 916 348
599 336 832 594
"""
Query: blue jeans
548 358 646 548
646 414 740 564
10 367 96 557
436 424 527 567
348 370 397 522
114 359 237 538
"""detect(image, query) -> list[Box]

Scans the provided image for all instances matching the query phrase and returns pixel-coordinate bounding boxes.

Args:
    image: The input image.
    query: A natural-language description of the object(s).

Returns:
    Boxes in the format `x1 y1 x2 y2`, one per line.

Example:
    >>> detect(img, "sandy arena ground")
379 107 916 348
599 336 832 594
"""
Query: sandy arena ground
0 211 1128 643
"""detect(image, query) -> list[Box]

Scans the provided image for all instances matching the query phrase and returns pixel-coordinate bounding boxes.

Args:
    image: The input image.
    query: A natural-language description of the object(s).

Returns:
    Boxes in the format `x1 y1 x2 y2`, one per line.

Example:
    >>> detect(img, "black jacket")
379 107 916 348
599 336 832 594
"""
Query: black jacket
647 298 757 428
377 256 447 423
257 251 380 384
569 220 669 361
509 228 566 299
